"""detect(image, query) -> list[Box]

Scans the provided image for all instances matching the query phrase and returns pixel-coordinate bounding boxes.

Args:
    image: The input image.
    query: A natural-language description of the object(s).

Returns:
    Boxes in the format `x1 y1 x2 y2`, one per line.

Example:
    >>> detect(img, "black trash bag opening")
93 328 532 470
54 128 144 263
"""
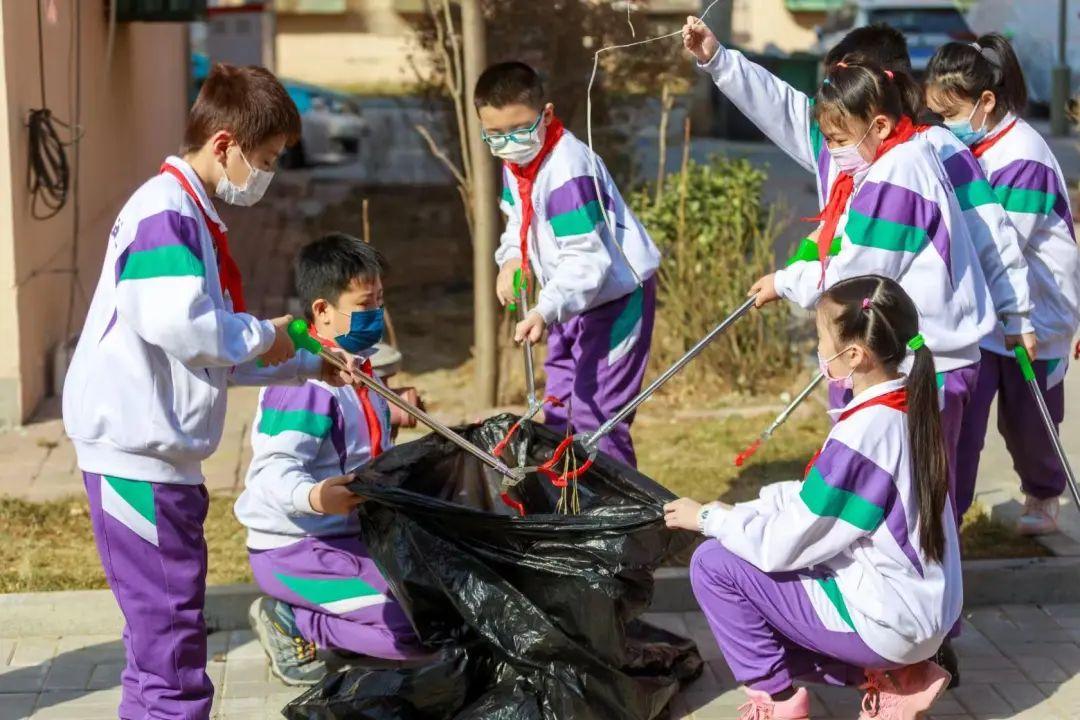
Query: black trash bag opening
285 415 702 720
357 413 672 517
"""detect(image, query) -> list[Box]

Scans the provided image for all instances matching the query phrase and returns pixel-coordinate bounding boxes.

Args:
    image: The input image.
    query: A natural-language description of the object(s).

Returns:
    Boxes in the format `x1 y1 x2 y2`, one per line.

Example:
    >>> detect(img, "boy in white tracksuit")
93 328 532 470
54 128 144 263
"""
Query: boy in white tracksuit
927 36 1080 533
236 234 424 686
475 61 661 467
61 65 347 719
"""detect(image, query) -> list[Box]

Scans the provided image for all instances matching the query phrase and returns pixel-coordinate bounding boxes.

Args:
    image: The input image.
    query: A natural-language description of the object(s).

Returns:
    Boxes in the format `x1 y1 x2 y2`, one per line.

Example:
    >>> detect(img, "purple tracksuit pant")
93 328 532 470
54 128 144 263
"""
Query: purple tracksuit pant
249 535 423 660
691 541 897 694
543 277 657 467
83 472 213 720
955 348 1068 518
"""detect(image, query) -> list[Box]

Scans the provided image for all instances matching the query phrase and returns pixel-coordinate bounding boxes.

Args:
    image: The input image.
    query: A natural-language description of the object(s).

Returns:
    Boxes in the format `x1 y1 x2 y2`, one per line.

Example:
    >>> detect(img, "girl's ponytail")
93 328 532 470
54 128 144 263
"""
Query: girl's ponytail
927 32 1027 115
822 276 948 564
906 338 948 563
977 33 1027 114
890 67 925 122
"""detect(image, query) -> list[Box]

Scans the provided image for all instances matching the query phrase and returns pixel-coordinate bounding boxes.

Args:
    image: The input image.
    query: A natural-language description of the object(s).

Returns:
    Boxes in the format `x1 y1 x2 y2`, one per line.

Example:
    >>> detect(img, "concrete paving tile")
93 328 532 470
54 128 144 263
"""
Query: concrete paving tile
0 639 15 666
222 680 276 699
85 663 124 691
680 661 722 697
959 667 1029 684
0 693 37 720
226 631 263 660
217 696 267 716
955 652 1015 670
9 639 58 667
1011 653 1070 683
1045 604 1080 619
0 665 50 693
993 681 1049 712
223 659 268 685
42 662 95 691
638 612 689 638
951 684 1014 716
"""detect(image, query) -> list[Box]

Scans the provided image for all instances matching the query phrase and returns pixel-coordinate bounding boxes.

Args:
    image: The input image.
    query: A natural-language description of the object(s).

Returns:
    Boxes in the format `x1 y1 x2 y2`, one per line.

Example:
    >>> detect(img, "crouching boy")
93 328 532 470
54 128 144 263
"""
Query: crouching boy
235 234 425 685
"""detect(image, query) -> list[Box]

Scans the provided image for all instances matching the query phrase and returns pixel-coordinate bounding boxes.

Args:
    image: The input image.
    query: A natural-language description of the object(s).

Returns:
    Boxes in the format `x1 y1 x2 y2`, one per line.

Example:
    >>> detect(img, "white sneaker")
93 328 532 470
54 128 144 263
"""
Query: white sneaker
1016 495 1060 536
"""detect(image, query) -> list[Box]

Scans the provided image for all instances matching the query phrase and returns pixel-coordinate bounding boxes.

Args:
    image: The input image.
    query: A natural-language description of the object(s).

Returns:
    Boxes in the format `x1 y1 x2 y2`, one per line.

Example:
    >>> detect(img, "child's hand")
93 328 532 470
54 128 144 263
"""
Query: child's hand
496 263 519 307
320 349 357 387
663 497 704 532
390 387 422 428
1005 332 1038 361
514 311 546 344
748 274 780 308
309 475 364 515
261 315 298 366
682 15 720 64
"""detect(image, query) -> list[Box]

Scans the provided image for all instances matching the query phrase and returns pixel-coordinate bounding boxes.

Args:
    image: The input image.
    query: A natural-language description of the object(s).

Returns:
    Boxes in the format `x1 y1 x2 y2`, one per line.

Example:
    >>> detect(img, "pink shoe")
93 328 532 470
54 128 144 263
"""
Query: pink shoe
858 661 951 719
1017 495 1060 536
738 686 810 719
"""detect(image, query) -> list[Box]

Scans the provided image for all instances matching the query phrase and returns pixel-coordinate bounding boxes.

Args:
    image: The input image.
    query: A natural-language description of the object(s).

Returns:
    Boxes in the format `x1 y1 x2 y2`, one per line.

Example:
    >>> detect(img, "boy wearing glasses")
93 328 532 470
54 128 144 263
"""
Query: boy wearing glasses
475 61 660 467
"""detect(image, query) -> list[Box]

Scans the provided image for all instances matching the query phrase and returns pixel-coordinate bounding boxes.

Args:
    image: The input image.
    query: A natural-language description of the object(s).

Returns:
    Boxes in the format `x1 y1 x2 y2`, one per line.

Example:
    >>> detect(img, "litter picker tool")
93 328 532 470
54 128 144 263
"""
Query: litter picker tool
529 296 758 482
1014 346 1080 508
287 320 521 485
734 372 825 467
492 268 562 462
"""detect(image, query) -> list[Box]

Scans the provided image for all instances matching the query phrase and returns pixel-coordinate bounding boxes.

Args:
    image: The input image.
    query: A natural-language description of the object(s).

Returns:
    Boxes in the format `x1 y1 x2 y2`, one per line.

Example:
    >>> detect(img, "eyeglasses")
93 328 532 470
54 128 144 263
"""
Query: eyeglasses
481 113 543 150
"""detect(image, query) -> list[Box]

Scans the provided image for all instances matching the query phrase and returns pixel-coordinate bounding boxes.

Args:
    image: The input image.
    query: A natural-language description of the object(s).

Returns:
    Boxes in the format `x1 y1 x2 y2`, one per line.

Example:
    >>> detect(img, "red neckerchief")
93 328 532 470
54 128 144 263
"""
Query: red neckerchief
505 116 566 285
807 116 924 285
803 386 908 478
160 163 247 313
971 119 1018 158
313 332 383 458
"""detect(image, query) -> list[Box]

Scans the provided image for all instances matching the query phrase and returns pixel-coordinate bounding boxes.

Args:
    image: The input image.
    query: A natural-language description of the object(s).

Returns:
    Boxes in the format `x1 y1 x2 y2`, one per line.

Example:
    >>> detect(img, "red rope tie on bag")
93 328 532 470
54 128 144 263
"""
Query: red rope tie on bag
500 492 526 517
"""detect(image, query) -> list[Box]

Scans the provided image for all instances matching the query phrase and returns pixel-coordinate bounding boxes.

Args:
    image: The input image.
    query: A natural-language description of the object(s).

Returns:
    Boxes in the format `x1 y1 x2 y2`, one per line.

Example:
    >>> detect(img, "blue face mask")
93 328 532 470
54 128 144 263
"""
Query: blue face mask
945 103 988 147
335 308 384 354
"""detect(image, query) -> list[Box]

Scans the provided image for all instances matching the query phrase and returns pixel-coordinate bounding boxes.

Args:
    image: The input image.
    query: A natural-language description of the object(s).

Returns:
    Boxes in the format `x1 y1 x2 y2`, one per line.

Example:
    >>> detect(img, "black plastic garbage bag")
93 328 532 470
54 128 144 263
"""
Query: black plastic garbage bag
284 414 703 720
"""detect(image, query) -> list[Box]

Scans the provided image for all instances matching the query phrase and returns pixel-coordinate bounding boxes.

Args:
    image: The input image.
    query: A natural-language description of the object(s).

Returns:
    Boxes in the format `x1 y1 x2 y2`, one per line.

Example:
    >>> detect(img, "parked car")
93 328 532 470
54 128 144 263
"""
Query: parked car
190 53 366 168
815 0 976 75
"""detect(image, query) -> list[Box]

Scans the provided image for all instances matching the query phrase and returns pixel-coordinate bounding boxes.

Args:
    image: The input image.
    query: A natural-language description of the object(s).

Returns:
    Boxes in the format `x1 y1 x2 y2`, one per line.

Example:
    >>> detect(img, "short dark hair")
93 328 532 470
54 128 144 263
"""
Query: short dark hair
294 233 385 321
184 63 301 154
825 23 912 74
473 61 545 111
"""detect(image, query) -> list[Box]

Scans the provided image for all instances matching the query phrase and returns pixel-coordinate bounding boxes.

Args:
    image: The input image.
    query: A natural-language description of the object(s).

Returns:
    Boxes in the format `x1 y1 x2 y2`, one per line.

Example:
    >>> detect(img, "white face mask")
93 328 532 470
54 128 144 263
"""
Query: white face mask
215 146 274 207
828 123 875 176
485 113 546 165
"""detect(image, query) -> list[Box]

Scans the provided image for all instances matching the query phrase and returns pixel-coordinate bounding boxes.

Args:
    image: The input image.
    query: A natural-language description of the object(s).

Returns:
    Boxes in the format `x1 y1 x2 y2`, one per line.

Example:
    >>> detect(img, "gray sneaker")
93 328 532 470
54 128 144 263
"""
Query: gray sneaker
248 597 327 686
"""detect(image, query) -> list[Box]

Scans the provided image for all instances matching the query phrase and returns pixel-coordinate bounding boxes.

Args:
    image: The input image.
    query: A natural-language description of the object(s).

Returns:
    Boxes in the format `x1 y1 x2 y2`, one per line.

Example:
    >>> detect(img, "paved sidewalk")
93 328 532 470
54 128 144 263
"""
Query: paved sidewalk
1 605 1078 719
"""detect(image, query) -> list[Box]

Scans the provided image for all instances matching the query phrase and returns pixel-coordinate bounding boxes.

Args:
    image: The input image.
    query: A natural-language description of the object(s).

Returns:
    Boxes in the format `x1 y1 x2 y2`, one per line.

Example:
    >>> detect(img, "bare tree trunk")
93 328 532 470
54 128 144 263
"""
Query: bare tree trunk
462 0 499 407
655 81 674 210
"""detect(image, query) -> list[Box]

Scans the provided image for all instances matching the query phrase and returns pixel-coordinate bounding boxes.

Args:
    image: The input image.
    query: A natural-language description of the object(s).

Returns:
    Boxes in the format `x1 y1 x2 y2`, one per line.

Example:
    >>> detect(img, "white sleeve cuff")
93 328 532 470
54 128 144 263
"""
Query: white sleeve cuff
701 504 733 539
1002 314 1033 336
291 482 319 516
255 319 277 355
534 293 559 325
296 350 324 381
772 268 796 302
697 46 727 75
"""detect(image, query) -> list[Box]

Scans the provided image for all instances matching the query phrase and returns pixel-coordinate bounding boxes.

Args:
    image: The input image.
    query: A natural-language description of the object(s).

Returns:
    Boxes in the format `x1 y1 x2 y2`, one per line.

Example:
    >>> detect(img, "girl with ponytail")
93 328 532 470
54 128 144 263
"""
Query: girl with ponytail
927 34 1080 534
665 275 961 720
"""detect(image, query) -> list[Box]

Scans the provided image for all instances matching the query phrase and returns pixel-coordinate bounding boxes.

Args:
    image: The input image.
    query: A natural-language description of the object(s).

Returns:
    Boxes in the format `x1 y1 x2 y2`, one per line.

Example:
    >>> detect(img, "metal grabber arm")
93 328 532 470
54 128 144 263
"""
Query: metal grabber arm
532 295 758 479
287 320 521 482
1014 346 1080 509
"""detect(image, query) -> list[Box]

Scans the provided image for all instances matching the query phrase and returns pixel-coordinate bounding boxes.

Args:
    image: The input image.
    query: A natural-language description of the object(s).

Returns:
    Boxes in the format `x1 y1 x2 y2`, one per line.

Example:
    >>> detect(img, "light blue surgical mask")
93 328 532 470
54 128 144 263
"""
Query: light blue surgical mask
335 308 384 354
945 103 988 147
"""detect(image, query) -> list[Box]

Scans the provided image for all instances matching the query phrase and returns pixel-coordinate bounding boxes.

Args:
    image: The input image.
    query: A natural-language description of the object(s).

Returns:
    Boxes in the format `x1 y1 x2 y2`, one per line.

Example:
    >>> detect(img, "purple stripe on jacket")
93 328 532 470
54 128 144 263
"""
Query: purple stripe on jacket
849 181 951 273
262 385 348 472
546 175 614 218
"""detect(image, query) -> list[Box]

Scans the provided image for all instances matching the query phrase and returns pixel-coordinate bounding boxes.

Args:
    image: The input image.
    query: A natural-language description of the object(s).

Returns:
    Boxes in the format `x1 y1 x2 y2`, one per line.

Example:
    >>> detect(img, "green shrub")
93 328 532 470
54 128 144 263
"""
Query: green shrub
632 156 798 396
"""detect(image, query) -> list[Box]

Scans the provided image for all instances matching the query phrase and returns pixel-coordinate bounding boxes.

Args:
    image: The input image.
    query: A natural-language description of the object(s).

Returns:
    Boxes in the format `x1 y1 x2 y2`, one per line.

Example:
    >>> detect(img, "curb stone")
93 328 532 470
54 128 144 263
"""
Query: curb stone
3 558 1080 637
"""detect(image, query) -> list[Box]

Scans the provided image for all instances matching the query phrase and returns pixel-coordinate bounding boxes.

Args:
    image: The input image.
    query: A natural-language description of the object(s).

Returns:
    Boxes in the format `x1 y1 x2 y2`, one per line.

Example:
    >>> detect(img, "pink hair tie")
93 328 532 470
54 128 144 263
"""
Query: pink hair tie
883 69 894 80
835 61 849 69
861 298 872 310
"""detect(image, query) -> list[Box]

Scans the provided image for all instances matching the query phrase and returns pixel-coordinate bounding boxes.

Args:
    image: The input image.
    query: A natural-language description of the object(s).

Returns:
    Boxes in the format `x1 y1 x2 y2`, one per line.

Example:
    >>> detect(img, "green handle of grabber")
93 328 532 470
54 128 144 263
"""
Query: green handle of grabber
287 318 324 356
507 268 524 313
1013 345 1037 383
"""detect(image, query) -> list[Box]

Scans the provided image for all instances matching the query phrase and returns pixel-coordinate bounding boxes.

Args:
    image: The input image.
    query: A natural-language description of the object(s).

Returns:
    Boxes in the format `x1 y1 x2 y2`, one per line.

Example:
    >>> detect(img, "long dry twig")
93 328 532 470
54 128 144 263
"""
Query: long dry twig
655 80 674 210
